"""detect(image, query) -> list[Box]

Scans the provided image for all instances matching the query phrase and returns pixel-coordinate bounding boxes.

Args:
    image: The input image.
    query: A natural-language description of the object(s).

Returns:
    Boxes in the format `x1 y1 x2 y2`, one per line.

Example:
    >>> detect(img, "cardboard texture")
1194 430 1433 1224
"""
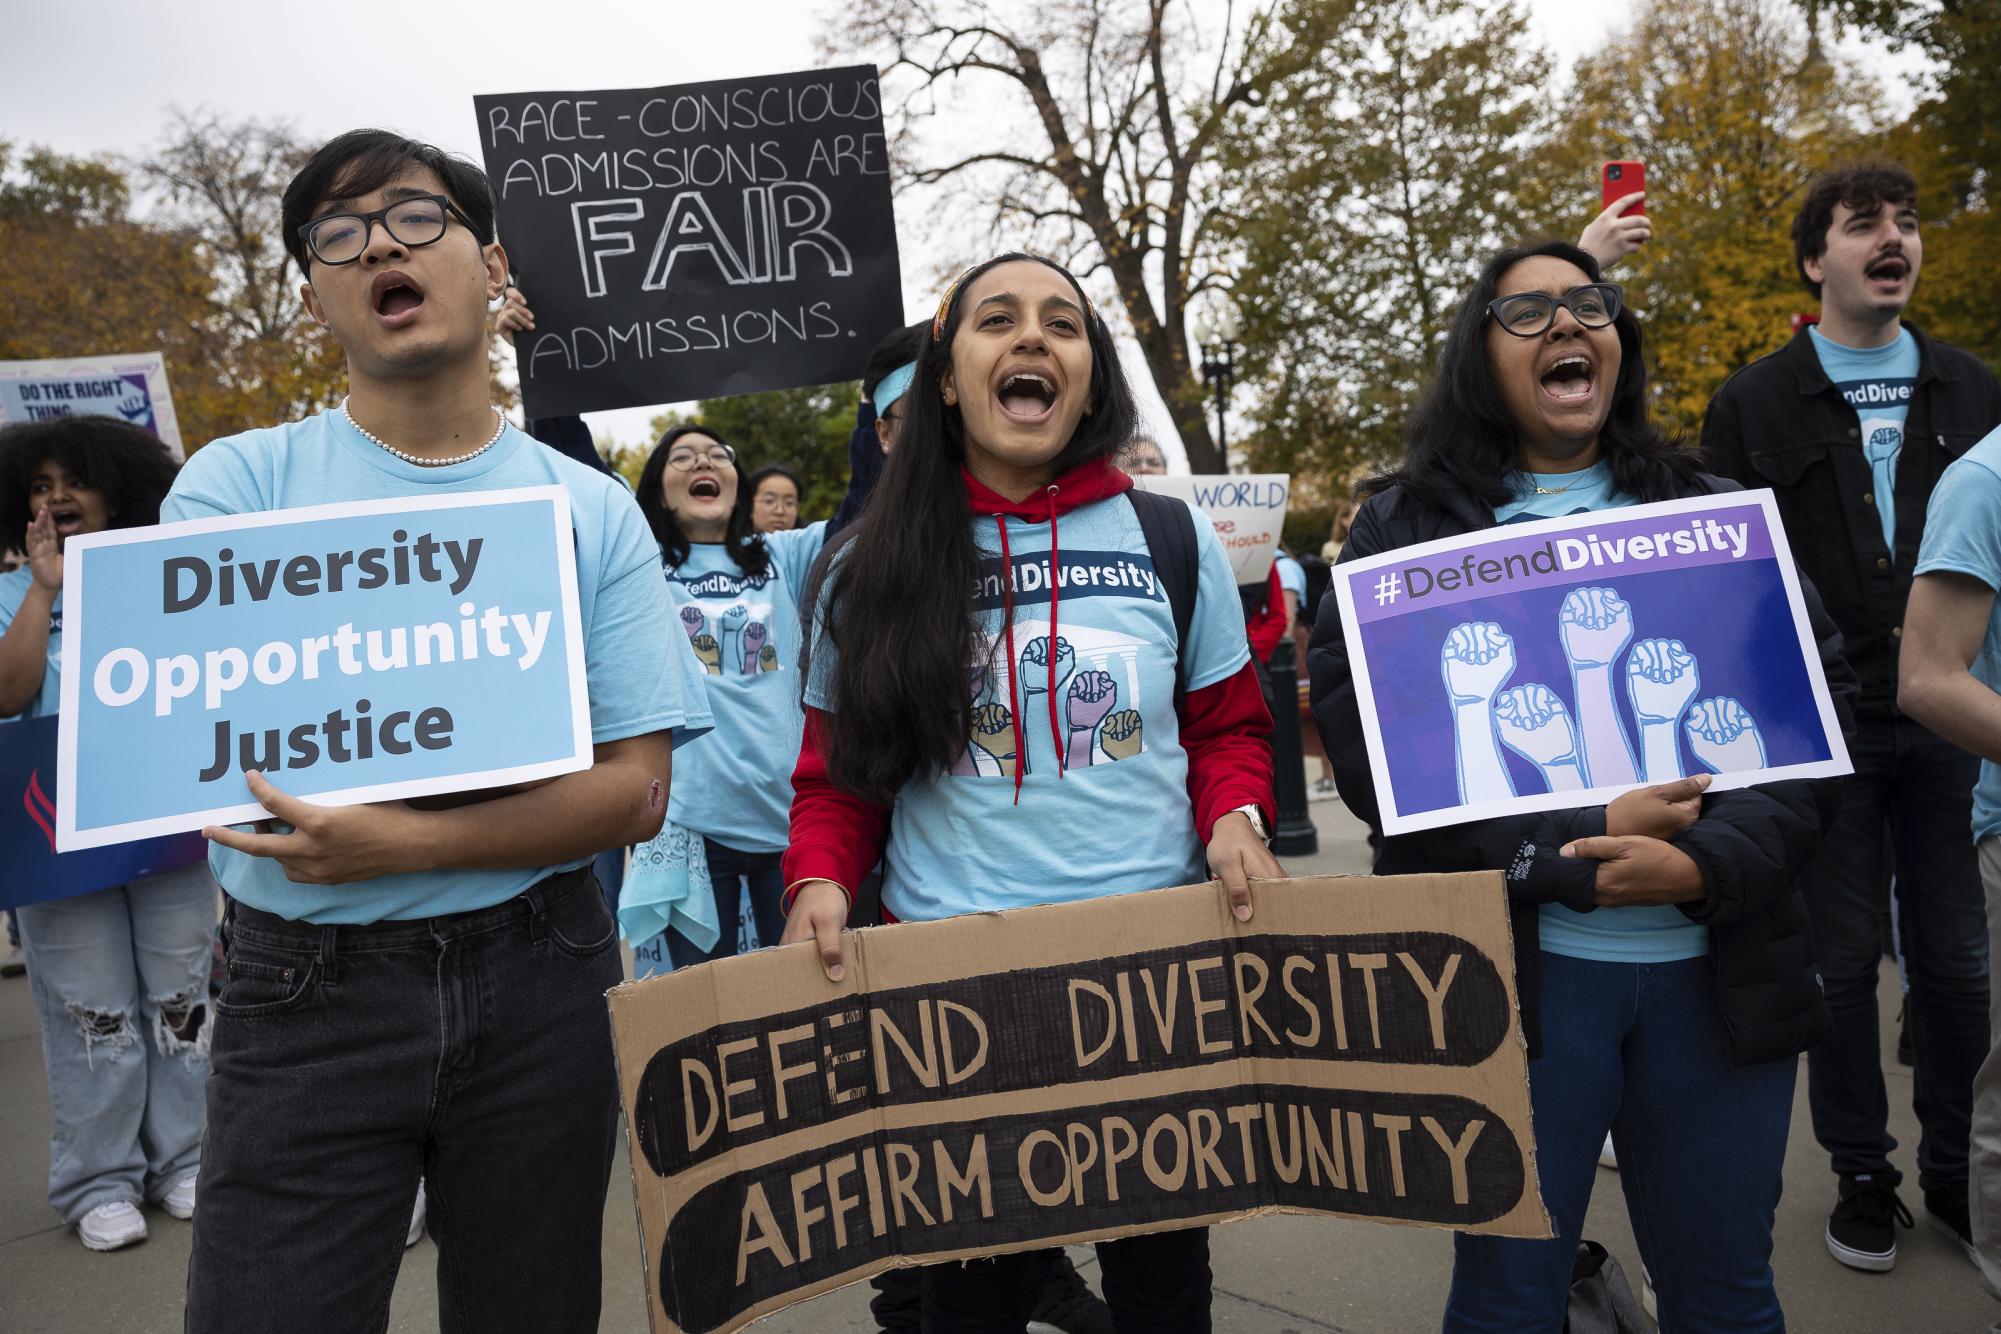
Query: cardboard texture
608 872 1547 1333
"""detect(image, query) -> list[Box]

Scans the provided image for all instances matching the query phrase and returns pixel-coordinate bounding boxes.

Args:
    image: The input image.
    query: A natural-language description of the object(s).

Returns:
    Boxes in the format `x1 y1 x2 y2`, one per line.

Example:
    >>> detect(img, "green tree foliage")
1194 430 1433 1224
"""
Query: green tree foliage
1224 0 1555 486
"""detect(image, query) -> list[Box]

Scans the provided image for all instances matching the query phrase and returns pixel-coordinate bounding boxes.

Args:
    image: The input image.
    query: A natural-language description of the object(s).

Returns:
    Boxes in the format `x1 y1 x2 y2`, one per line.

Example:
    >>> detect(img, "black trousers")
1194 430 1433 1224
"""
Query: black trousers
183 868 623 1334
903 1228 1211 1333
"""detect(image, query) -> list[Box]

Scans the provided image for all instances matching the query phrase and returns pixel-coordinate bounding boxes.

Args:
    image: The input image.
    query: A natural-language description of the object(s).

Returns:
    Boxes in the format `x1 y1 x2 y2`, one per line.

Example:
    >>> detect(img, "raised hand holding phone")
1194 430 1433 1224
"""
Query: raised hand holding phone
1581 161 1651 269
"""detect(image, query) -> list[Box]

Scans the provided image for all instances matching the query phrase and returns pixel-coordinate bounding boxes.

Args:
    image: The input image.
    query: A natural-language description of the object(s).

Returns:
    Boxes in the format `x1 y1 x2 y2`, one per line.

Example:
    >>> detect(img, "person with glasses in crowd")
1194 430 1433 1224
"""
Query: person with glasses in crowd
747 465 804 533
167 129 712 1334
1310 240 1855 1331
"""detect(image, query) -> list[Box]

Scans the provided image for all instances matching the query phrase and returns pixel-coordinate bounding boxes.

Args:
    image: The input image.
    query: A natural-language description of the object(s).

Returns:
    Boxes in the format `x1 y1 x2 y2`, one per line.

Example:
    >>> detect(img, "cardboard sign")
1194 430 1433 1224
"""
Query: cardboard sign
0 716 207 909
1332 490 1852 836
609 872 1546 1333
474 66 905 417
1135 474 1290 584
0 352 182 458
56 488 591 850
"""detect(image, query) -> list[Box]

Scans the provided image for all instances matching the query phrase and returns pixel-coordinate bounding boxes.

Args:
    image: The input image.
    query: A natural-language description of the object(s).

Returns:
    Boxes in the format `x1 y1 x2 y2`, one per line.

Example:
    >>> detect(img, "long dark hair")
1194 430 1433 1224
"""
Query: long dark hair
1370 240 1699 510
635 425 770 577
0 416 179 552
810 252 1138 803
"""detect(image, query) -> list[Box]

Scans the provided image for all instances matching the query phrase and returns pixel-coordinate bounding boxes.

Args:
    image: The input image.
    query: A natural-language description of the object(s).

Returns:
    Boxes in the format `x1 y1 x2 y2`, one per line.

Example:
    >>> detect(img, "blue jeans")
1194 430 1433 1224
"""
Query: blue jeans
1446 952 1795 1333
668 839 785 967
1803 711 1989 1190
16 866 217 1223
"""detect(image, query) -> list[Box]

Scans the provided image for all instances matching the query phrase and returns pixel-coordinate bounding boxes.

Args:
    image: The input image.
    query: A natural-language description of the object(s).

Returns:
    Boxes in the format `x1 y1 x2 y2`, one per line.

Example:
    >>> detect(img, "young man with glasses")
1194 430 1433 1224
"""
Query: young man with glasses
1704 160 2001 1274
168 129 712 1333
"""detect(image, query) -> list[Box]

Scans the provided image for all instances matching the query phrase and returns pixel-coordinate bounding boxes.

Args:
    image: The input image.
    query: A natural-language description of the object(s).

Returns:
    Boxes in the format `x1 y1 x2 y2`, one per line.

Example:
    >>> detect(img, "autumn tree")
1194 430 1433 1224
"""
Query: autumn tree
0 143 228 439
1526 0 1886 437
1224 0 1556 485
830 0 1300 473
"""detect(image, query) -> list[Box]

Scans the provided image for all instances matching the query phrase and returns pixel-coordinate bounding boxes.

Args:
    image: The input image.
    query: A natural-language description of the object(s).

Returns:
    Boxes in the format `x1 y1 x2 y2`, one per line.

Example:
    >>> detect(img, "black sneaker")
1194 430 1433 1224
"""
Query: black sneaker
1826 1175 1913 1272
1926 1182 1978 1266
1026 1252 1113 1334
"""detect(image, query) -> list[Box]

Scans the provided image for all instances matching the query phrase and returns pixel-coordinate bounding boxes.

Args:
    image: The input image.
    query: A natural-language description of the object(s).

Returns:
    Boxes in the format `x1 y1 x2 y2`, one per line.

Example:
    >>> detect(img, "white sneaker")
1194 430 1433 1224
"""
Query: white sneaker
161 1170 197 1220
77 1201 147 1251
406 1181 426 1249
0 939 24 977
1598 1133 1618 1170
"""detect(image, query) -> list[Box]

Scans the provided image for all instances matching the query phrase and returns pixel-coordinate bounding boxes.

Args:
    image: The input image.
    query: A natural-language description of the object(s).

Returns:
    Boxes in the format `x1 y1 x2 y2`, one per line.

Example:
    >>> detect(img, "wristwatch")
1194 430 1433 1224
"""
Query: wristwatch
1230 804 1272 846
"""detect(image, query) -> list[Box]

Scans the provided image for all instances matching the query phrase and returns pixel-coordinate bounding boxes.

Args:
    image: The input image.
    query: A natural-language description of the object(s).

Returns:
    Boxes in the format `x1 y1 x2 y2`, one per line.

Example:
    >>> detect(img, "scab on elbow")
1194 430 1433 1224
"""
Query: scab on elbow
628 776 668 844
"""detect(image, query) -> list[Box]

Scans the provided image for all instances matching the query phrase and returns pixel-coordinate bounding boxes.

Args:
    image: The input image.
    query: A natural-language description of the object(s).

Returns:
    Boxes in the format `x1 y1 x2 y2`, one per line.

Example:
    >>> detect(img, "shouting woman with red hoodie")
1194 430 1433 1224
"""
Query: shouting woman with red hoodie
781 253 1279 1330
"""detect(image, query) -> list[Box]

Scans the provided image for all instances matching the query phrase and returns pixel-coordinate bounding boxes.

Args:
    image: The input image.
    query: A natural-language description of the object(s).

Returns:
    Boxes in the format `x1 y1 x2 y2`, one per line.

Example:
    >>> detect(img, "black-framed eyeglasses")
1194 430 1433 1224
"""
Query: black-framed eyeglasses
1486 284 1623 337
665 443 736 471
297 194 476 267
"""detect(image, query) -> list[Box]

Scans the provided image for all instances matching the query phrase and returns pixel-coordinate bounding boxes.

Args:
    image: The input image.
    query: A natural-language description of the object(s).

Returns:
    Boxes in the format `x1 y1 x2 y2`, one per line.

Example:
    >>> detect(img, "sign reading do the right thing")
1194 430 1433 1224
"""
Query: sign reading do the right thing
474 66 905 418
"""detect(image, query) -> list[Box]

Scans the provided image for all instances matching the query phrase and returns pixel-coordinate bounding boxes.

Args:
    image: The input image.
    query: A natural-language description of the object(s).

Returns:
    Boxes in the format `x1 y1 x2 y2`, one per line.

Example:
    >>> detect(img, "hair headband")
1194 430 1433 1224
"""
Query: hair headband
872 362 917 417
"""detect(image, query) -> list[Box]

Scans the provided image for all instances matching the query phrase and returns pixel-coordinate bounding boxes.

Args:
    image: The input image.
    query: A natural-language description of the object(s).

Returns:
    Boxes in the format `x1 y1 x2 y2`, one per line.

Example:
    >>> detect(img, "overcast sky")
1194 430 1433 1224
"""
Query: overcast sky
0 0 1903 462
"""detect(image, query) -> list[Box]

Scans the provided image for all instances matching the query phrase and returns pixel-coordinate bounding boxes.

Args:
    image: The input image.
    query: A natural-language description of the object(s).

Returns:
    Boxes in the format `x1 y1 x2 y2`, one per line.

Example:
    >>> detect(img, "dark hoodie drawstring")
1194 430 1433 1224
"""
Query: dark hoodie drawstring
1045 484 1064 779
995 512 1025 805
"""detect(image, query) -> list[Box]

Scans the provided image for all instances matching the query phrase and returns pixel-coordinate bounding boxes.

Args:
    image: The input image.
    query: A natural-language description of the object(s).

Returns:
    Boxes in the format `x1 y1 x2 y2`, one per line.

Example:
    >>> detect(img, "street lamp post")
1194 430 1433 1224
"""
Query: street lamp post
1193 308 1241 465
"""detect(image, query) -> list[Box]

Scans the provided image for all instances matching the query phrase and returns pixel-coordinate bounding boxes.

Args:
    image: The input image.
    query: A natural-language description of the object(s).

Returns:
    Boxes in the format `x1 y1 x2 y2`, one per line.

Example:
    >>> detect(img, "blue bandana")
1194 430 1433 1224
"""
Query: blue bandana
872 362 916 417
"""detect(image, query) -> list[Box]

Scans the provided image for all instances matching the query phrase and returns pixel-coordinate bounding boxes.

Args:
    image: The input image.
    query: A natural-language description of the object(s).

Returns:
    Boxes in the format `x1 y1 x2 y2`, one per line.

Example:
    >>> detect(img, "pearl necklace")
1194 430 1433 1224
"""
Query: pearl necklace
341 397 505 467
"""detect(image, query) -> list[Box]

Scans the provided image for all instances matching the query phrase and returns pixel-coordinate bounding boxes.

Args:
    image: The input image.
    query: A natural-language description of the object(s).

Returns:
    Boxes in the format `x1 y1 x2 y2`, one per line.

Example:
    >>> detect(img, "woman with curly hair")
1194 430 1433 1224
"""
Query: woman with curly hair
0 415 218 1253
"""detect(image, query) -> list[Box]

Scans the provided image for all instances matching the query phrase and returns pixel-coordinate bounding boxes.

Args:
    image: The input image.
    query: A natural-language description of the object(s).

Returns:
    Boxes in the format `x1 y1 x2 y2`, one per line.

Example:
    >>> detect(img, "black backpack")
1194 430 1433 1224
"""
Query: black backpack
1125 488 1200 701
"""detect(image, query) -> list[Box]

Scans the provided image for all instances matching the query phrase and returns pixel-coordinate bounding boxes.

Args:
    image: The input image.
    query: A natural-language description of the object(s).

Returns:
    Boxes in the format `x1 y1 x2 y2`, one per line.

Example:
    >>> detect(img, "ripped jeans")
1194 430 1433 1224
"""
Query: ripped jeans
17 865 218 1223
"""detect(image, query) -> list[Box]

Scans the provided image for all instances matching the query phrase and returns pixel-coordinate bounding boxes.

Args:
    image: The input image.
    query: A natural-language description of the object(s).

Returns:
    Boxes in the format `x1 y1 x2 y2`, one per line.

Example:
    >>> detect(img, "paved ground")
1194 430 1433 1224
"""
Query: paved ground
1 795 1992 1331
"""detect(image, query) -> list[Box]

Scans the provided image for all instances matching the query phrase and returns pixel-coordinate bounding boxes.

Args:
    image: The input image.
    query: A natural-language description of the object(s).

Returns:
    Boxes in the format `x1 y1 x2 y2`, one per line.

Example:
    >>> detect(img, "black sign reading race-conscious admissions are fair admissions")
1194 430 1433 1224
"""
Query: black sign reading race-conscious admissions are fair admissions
473 66 904 418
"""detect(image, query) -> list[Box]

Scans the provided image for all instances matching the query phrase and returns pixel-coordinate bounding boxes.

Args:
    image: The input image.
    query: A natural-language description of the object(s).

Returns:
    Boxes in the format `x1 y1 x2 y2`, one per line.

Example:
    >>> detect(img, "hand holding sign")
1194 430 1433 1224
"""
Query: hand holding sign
204 770 424 884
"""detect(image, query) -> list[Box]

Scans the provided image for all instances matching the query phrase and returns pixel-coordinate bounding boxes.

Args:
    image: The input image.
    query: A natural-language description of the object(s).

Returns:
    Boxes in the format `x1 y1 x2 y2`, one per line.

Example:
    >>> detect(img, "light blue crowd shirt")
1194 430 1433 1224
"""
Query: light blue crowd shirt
0 567 61 720
159 409 713 924
1915 425 2001 843
1810 324 1919 551
1496 460 1710 963
663 525 827 853
806 496 1249 922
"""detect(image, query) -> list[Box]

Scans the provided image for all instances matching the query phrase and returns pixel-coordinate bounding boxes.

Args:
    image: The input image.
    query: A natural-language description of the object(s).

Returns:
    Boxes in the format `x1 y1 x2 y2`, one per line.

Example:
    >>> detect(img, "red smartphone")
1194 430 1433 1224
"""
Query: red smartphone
1602 161 1646 214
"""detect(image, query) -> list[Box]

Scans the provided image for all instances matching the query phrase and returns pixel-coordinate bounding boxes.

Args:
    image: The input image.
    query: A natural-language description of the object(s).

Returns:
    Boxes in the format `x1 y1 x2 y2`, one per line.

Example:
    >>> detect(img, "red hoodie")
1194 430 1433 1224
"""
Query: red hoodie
783 458 1274 910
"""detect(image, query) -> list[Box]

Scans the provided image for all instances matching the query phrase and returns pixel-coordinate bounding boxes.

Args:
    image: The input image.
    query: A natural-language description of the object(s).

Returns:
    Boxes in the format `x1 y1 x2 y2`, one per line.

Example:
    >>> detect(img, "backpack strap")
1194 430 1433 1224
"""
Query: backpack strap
1125 487 1200 701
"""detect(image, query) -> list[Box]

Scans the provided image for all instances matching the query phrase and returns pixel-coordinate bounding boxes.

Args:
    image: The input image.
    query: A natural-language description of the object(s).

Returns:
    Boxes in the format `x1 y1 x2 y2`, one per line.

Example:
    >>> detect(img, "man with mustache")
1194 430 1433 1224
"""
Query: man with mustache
1704 160 2001 1275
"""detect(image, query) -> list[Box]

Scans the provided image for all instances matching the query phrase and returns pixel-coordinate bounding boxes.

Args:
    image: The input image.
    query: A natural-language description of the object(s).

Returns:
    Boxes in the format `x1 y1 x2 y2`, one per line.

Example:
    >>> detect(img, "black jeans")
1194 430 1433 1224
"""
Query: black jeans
1803 711 1991 1190
668 839 785 967
919 1228 1210 1333
183 867 624 1334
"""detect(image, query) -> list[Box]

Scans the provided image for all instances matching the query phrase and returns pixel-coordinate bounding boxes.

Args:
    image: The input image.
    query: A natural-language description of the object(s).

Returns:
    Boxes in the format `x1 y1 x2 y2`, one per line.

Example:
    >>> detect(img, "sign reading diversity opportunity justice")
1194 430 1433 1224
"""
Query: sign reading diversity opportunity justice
474 66 905 417
609 873 1547 1333
1333 489 1851 835
56 488 590 850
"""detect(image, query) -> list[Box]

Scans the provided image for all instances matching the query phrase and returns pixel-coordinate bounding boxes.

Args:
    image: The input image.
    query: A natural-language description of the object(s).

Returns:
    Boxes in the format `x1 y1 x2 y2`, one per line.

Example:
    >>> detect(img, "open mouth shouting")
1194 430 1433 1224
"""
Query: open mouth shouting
43 503 84 538
995 367 1060 425
369 269 428 329
1864 252 1910 289
1538 352 1597 407
687 475 724 502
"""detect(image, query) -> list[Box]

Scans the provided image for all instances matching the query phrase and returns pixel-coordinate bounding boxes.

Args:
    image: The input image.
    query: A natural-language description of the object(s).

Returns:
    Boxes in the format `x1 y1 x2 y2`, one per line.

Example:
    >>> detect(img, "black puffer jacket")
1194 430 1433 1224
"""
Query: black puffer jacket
1307 471 1857 1067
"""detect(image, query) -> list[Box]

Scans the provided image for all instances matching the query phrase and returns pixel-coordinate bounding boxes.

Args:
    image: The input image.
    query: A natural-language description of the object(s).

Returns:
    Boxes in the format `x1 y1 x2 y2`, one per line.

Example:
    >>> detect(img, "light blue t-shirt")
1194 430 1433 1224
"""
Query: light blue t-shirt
160 409 713 924
1811 325 1919 552
1495 461 1709 963
664 524 827 853
807 495 1250 922
1915 424 2001 842
1275 553 1306 603
0 568 61 720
